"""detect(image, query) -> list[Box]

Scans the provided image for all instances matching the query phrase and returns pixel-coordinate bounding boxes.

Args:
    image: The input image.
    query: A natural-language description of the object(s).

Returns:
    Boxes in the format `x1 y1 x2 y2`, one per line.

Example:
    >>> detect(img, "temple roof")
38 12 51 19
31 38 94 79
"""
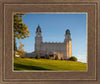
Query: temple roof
36 25 42 33
66 29 71 35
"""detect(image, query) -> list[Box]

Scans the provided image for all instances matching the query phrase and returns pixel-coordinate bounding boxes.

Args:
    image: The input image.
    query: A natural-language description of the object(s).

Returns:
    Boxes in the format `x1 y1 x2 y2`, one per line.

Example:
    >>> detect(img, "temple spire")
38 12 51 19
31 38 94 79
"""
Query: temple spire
36 25 42 33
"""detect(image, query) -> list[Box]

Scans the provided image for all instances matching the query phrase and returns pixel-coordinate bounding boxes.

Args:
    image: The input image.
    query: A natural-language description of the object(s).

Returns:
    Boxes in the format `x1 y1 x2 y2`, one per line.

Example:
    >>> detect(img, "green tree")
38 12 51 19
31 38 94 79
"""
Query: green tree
36 53 40 59
69 56 77 61
47 55 50 59
55 55 58 60
14 13 30 51
61 57 63 60
44 54 47 59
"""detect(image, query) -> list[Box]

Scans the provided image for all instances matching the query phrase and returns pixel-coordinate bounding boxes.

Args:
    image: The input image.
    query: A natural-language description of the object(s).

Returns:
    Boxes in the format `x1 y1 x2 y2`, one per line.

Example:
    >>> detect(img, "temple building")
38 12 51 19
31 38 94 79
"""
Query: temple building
24 25 72 60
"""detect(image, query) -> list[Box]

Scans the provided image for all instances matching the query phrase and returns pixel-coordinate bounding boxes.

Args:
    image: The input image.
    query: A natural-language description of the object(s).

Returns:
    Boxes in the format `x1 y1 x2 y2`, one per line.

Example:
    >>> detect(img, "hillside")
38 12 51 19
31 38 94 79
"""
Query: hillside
14 58 87 71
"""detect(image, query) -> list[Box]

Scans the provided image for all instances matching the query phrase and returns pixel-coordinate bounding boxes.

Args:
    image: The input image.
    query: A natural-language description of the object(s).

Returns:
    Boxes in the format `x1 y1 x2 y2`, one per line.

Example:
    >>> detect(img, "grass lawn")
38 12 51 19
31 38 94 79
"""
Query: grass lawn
14 58 87 71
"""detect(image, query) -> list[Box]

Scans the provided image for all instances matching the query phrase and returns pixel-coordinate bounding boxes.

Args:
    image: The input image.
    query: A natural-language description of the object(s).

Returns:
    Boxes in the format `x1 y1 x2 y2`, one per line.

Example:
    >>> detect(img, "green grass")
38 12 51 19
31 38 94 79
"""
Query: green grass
14 58 87 71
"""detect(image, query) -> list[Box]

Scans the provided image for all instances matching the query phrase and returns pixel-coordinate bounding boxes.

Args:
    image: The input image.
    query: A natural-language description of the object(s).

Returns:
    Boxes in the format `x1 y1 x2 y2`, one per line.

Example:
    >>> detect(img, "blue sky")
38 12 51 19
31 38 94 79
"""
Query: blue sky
16 13 87 63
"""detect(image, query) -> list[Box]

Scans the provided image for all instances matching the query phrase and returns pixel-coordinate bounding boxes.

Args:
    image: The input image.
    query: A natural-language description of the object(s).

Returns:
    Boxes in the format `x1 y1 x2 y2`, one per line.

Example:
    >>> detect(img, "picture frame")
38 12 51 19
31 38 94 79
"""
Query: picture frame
0 0 100 84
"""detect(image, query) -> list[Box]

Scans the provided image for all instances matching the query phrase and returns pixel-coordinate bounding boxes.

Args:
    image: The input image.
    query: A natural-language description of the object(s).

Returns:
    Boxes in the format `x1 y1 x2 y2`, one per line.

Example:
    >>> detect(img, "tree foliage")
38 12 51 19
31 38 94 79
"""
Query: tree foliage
61 57 63 60
69 56 77 61
17 42 26 57
14 13 30 39
13 13 30 52
46 55 50 59
55 55 58 60
36 53 40 59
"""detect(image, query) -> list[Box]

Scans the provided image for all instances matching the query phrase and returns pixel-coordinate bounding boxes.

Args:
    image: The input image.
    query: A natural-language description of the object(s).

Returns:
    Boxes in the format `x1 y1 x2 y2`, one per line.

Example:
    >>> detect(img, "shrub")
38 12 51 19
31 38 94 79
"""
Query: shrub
36 53 40 59
21 57 24 58
44 55 47 59
69 56 77 61
61 57 63 60
45 54 50 59
41 56 45 59
55 55 58 60
30 57 34 59
47 55 50 59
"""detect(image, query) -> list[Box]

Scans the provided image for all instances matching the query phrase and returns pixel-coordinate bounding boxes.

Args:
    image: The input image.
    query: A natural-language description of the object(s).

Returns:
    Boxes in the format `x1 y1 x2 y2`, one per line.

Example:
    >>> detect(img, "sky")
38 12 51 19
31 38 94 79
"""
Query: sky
16 13 87 63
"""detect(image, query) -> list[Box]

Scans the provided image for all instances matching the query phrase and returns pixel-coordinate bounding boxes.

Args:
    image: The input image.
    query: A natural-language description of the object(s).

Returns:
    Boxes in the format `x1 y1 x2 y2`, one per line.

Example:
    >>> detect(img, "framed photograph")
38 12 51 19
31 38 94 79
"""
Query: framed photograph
14 13 87 71
0 0 100 84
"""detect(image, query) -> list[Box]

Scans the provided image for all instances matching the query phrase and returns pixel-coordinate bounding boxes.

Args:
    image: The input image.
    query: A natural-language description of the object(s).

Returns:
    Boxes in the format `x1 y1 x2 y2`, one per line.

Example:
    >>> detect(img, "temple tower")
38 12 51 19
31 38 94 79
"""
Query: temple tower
35 25 43 52
64 29 72 59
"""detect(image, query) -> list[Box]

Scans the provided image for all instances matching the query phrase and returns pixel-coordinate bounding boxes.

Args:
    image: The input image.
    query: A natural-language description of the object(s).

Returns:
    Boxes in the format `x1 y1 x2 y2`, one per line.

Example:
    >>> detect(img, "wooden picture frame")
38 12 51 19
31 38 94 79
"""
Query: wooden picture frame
0 0 100 84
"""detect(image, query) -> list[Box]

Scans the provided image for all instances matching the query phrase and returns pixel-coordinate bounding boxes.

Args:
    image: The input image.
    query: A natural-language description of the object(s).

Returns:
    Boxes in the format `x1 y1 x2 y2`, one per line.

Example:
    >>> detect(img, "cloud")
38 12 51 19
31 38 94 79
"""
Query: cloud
75 54 87 63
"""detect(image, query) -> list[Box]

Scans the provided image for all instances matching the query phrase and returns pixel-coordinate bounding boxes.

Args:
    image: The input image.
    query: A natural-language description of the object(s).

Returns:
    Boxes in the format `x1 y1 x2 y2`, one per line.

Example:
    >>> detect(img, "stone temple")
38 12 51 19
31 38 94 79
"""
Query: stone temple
24 25 72 60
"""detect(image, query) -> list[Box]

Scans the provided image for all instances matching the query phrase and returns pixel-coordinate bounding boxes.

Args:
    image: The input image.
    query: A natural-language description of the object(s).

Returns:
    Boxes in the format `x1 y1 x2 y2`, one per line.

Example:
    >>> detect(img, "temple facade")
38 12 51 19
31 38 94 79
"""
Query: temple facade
24 25 72 60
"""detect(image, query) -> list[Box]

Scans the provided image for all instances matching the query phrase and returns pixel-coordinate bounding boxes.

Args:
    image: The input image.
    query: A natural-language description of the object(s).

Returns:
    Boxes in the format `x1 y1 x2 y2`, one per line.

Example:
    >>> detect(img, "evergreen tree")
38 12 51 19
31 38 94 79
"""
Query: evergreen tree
55 55 58 60
61 57 63 60
36 53 40 59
